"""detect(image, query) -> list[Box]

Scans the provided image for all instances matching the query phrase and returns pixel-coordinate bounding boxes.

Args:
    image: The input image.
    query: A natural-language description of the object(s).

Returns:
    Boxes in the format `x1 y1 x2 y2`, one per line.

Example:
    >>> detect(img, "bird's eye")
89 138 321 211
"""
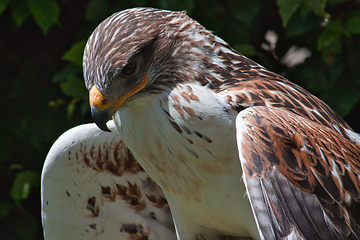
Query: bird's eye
120 59 138 77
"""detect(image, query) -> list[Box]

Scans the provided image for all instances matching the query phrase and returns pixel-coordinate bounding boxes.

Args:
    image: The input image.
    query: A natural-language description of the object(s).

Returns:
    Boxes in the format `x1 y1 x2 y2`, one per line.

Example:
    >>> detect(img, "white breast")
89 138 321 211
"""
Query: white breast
114 82 258 238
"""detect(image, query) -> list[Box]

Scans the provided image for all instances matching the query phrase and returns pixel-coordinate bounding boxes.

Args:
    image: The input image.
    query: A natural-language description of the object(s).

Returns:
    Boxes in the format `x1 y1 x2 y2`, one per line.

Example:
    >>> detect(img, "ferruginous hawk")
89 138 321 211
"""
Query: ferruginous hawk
43 7 360 240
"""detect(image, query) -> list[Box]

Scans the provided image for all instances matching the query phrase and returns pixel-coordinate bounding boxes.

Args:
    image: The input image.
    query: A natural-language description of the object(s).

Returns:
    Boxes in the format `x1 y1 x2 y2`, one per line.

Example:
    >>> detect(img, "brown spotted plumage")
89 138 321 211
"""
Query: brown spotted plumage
43 7 360 240
41 121 175 239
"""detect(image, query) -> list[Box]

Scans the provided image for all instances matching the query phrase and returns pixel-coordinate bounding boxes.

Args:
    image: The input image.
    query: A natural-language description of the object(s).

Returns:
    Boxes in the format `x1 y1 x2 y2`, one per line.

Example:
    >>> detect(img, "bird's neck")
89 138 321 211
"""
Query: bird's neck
114 83 240 198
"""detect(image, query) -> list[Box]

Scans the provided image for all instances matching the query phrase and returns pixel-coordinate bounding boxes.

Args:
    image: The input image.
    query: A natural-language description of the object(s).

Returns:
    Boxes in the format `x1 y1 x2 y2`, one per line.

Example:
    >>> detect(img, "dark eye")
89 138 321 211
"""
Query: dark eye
120 59 138 77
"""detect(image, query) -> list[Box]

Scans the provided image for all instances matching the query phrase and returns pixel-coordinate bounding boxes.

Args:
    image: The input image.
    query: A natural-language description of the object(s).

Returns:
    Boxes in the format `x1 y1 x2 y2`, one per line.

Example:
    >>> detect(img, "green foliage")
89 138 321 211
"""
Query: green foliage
234 44 261 57
28 0 59 34
317 21 342 49
62 40 87 66
228 0 261 27
0 0 59 34
277 0 302 27
0 0 11 16
277 0 328 27
303 0 327 17
10 170 39 207
346 15 360 34
85 0 109 22
10 0 29 26
1 0 360 239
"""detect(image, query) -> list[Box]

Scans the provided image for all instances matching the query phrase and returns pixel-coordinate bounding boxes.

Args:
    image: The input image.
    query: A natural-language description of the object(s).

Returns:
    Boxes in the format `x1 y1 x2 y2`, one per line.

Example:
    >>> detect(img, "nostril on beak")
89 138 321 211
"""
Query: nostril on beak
101 99 108 106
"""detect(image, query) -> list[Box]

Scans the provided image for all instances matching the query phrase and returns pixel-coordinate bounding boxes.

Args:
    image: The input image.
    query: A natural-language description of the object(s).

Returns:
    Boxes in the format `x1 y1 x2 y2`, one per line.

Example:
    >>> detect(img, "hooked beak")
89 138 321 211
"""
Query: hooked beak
89 75 147 132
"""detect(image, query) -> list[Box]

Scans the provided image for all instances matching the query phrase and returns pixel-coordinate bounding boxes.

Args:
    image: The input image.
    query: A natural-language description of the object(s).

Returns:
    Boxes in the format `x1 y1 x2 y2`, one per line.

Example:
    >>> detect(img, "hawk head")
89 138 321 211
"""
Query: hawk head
83 8 210 131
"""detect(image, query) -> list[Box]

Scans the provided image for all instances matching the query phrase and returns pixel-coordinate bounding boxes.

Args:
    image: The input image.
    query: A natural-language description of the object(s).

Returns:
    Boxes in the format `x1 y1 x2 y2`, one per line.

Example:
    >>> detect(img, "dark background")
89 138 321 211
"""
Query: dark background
1 0 359 239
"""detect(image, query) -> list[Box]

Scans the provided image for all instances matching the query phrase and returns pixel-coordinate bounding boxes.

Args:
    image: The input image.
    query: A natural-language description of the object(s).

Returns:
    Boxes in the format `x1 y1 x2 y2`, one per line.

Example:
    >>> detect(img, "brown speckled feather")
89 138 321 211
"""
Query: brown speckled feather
41 121 176 240
236 106 360 239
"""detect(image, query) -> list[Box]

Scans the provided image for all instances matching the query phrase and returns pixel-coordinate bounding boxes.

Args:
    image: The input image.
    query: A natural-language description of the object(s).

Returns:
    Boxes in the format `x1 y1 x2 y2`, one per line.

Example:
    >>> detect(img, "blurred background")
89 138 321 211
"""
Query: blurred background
0 0 359 239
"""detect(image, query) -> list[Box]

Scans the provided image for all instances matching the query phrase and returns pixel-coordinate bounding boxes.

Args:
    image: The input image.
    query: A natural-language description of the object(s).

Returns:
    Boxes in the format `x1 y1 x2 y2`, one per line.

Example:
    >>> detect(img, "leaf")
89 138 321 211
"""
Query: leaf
53 63 82 83
326 19 343 32
28 0 59 34
67 101 76 119
317 31 340 50
286 13 322 37
0 0 11 16
234 44 261 57
62 40 87 66
321 85 360 117
10 171 39 205
304 0 327 17
59 75 87 98
85 0 109 23
10 0 29 26
48 98 65 107
299 3 312 18
317 20 343 51
346 16 360 34
228 0 261 27
277 0 302 27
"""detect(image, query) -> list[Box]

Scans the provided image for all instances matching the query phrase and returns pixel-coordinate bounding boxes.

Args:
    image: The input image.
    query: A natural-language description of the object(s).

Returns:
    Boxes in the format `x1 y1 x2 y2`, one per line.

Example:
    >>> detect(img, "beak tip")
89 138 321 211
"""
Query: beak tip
95 121 111 132
91 106 113 132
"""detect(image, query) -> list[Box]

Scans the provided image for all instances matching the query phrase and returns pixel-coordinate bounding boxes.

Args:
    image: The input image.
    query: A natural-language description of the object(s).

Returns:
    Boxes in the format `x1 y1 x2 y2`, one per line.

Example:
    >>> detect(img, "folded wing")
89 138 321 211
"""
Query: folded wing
41 121 176 240
236 106 360 240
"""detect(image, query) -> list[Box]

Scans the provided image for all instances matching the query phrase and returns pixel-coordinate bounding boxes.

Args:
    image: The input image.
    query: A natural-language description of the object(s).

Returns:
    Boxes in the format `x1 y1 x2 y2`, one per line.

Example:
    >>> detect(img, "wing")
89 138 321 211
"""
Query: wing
41 120 176 240
235 106 360 240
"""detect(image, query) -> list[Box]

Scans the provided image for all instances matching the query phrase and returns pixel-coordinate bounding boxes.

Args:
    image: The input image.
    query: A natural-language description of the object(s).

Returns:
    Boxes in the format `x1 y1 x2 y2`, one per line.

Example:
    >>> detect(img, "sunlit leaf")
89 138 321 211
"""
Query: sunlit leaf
59 75 87 98
28 0 59 34
67 101 76 119
304 0 327 17
277 0 302 27
10 171 39 205
11 0 29 26
62 40 87 66
48 98 65 107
